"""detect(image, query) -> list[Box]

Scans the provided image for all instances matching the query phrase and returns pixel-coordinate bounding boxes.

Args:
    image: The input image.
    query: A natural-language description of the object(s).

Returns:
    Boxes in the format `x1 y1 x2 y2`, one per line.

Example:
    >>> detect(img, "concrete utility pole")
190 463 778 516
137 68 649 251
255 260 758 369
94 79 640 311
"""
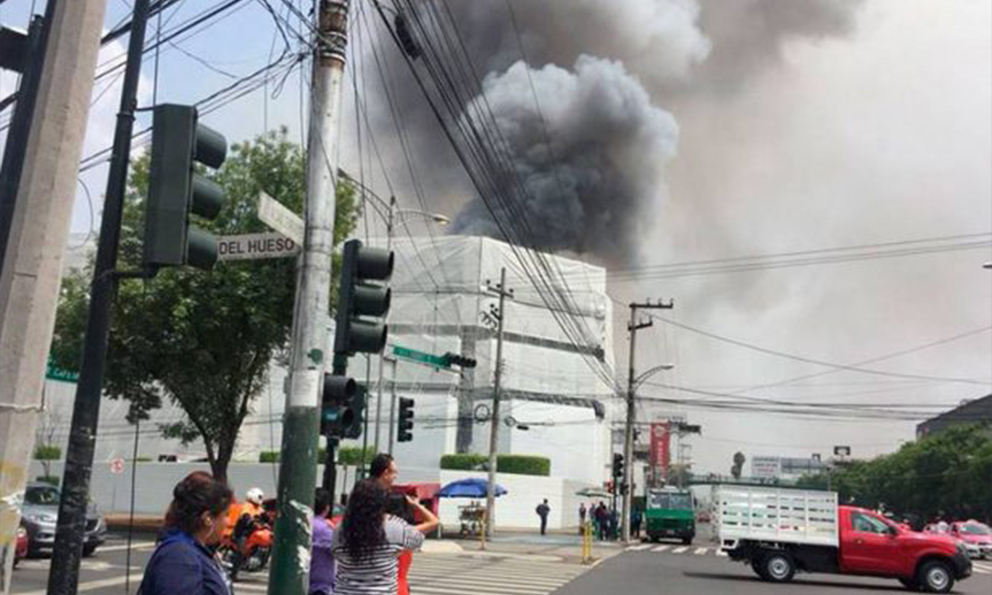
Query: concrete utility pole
373 196 395 452
0 2 107 593
484 268 513 541
385 355 398 454
268 2 349 594
48 1 151 593
622 300 673 543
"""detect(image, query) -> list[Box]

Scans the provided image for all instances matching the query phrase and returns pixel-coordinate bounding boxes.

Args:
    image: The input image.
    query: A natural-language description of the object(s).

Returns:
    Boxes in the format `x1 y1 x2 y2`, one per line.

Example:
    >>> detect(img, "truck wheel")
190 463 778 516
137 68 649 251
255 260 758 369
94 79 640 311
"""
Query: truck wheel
917 560 954 593
762 552 796 583
681 536 693 545
751 557 769 580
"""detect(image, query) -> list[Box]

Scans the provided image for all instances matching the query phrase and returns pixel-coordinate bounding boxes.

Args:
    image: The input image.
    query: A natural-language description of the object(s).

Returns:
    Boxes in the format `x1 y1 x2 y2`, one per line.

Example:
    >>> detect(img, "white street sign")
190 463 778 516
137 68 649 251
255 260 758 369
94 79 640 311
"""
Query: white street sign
257 191 304 244
218 232 301 261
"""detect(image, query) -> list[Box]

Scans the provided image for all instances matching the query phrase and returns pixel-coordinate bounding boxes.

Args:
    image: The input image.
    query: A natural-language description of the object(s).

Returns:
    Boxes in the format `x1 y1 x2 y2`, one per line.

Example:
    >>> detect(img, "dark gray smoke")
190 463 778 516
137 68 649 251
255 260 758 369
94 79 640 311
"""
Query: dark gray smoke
450 56 679 264
380 0 864 263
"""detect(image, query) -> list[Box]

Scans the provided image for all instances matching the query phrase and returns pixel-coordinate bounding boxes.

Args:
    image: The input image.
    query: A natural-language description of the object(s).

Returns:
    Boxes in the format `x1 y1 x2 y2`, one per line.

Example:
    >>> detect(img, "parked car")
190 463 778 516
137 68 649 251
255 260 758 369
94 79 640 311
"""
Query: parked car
14 526 28 567
715 485 972 593
950 521 992 559
20 482 106 557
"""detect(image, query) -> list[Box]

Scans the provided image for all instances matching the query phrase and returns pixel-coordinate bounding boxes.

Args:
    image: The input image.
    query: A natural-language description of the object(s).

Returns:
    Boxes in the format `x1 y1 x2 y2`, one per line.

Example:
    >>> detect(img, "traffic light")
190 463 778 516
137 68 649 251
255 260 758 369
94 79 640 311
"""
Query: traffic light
143 104 227 270
397 397 414 442
442 352 477 369
320 374 364 439
612 453 625 479
334 239 394 356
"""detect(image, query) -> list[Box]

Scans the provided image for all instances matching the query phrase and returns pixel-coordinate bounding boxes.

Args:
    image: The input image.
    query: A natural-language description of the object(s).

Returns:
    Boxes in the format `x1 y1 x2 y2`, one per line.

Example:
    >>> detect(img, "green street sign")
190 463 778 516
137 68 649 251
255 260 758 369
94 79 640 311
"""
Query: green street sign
392 345 449 368
46 358 79 383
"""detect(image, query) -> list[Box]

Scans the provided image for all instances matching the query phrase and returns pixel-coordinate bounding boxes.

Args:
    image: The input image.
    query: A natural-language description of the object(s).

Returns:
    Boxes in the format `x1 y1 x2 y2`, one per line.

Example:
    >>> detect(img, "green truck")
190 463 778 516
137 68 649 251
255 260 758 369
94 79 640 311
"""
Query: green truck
645 487 695 544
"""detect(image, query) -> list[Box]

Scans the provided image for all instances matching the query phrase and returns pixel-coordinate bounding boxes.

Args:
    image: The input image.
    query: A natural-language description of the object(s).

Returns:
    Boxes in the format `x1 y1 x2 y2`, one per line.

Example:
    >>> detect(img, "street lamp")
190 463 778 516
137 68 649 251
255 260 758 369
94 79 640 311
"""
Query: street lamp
633 363 675 391
984 262 991 270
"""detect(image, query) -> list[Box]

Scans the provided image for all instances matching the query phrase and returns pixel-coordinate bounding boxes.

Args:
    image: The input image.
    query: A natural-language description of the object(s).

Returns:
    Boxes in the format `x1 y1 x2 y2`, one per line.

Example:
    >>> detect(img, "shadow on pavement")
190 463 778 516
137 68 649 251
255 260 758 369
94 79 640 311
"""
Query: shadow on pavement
681 572 905 592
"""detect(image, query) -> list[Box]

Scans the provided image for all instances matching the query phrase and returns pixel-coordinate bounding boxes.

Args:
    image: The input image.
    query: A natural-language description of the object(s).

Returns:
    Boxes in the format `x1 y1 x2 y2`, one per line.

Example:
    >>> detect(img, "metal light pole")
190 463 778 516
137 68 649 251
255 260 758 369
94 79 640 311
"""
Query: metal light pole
372 200 448 453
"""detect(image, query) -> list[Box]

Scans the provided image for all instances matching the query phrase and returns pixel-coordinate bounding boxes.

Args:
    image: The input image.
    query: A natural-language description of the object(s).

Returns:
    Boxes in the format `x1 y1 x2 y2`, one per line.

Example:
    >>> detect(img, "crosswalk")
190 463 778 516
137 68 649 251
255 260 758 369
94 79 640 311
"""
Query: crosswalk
973 560 992 575
625 543 724 556
234 552 590 595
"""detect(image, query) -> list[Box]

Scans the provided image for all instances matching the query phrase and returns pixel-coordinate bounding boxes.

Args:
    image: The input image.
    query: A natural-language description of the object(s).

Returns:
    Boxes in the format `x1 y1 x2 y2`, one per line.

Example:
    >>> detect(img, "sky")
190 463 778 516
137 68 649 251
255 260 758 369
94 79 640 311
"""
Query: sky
1 0 989 475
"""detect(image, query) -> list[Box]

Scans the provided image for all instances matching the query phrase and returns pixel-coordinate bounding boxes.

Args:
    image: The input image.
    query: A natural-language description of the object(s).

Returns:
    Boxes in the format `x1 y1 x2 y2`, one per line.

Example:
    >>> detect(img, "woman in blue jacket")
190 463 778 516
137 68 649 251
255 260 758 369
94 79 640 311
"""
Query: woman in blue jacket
140 471 234 595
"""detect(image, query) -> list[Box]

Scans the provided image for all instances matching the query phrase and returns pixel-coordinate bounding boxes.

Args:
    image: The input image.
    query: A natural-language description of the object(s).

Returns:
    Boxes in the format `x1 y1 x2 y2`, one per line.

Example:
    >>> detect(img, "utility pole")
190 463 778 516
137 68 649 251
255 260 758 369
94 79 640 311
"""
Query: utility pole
268 2 349 594
0 3 107 592
484 268 513 542
622 299 673 543
385 355 398 454
47 1 150 592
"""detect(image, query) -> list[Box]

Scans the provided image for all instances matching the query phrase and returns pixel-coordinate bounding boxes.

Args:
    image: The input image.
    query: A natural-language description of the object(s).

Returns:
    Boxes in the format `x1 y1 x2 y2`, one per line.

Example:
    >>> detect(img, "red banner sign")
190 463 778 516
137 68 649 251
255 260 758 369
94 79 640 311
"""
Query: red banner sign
650 422 671 476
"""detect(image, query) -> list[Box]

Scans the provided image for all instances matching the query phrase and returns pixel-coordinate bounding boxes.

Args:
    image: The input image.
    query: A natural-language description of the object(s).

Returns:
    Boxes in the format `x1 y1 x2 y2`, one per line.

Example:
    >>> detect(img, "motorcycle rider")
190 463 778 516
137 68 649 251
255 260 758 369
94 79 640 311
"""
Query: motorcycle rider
230 488 266 580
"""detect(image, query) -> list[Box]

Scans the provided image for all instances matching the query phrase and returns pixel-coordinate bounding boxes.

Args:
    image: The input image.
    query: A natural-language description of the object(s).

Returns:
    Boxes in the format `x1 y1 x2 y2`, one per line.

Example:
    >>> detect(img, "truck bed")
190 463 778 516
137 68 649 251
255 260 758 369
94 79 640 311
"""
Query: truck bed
714 485 839 548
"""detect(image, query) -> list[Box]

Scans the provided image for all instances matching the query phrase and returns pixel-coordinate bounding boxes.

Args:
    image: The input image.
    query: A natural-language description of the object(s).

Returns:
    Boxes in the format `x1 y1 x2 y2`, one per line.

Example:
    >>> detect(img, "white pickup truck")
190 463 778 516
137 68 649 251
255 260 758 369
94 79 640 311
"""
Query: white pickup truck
713 485 972 593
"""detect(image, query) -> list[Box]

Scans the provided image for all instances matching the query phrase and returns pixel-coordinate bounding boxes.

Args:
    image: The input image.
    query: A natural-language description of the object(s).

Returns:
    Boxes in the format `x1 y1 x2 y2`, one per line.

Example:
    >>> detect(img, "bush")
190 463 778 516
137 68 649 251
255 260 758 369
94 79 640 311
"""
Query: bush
259 451 280 463
34 445 61 460
35 475 60 486
439 453 551 476
338 446 375 466
497 455 551 477
440 453 488 471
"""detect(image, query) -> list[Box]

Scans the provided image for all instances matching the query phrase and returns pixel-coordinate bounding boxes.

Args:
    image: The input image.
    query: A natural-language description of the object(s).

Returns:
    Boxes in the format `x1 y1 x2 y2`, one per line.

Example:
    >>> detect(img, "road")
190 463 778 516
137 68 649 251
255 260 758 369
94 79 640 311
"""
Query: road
558 539 992 595
8 535 590 595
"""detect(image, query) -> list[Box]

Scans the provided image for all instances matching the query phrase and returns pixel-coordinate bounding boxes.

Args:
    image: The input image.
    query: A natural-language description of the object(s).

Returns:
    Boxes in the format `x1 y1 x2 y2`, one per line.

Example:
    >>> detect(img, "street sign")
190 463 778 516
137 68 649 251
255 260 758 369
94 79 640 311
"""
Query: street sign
45 358 78 383
833 445 852 457
392 345 449 367
217 232 301 261
257 191 304 244
110 458 125 474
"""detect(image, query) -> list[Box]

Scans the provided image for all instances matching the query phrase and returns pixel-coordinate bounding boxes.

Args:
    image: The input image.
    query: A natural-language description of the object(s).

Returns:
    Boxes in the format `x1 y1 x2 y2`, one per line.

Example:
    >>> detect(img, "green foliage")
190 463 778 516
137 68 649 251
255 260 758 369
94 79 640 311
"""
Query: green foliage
35 476 60 486
259 451 280 463
33 445 61 461
797 424 992 524
338 446 375 466
439 453 552 476
497 454 551 476
50 129 359 482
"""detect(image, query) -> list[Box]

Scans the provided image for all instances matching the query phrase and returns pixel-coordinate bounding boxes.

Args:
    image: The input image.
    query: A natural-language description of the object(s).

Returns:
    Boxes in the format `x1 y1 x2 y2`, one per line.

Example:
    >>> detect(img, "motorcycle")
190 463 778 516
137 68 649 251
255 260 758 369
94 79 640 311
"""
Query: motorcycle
219 506 274 579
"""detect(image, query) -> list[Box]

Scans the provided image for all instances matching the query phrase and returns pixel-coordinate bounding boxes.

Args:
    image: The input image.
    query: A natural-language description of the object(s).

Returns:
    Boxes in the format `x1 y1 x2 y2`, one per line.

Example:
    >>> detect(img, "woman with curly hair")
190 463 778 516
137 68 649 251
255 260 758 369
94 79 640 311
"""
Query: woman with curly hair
332 479 438 595
139 471 234 594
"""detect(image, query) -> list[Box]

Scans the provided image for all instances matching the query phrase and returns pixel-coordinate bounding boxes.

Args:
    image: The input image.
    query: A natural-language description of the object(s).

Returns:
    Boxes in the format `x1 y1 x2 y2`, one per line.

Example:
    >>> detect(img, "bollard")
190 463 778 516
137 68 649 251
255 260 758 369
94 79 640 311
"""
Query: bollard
581 520 594 565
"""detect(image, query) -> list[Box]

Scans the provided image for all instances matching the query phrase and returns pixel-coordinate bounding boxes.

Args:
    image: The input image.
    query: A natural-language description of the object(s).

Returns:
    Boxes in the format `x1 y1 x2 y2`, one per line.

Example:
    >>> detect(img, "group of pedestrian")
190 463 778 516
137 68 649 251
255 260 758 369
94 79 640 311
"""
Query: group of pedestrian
581 501 619 540
140 454 438 595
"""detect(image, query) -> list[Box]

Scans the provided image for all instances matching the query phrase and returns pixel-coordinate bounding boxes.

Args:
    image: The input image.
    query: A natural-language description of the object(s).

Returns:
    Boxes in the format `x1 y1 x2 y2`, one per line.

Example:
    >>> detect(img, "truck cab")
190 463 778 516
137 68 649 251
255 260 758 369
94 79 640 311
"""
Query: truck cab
644 487 695 544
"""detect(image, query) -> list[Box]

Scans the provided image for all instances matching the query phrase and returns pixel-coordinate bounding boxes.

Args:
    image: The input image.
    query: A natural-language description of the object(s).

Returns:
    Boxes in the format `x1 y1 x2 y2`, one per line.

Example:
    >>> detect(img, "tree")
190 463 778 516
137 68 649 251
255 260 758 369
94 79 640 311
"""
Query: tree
34 405 62 480
50 128 359 482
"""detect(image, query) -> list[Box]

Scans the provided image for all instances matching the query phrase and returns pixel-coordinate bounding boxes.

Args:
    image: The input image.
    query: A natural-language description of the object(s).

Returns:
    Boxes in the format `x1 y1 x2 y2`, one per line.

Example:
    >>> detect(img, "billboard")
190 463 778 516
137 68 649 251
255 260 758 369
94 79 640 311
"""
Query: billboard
649 422 671 476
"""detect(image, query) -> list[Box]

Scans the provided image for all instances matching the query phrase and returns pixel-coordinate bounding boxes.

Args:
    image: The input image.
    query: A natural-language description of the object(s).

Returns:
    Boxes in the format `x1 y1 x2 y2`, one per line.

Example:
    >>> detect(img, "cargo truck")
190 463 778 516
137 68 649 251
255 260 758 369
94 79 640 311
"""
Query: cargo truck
714 485 972 593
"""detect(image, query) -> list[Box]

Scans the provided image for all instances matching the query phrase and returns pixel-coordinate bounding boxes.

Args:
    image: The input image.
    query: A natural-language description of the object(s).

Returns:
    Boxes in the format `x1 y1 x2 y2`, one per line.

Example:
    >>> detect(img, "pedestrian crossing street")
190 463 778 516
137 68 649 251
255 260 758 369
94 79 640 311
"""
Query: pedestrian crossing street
625 543 727 557
624 544 992 576
234 552 590 595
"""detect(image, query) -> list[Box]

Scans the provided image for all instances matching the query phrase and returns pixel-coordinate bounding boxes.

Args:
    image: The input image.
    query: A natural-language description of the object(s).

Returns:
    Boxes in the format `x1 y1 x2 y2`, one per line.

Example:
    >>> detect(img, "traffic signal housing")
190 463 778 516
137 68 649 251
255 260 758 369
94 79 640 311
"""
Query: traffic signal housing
320 374 365 439
143 104 227 270
612 453 625 479
397 397 414 442
442 352 477 369
334 239 394 356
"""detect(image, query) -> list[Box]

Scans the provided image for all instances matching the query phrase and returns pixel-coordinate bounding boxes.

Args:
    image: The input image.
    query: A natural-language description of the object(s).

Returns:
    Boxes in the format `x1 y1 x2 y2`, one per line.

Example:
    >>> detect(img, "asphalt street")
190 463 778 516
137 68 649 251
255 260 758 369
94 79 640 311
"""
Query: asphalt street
557 539 992 595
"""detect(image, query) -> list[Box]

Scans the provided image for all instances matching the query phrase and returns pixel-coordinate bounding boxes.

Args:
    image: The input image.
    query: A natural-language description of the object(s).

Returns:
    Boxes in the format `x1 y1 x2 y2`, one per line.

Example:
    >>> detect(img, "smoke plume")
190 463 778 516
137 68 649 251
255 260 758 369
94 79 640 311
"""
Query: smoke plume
451 56 679 264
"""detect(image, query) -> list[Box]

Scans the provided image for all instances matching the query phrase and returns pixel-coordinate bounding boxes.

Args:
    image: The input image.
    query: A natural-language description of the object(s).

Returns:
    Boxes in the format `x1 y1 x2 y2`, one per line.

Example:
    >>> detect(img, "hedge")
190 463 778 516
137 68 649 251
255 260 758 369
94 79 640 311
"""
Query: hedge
34 445 61 460
259 451 280 463
440 454 551 477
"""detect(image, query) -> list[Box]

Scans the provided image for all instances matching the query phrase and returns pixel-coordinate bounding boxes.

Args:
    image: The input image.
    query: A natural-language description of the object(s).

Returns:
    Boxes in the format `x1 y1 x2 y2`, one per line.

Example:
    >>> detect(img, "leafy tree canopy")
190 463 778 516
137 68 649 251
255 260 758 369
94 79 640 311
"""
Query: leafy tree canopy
51 128 359 481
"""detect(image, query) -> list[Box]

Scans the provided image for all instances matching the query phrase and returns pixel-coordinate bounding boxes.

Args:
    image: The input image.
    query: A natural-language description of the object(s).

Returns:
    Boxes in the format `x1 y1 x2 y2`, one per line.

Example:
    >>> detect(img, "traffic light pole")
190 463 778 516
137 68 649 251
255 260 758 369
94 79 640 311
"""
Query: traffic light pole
484 268 512 542
47 2 150 592
621 300 673 544
269 2 349 594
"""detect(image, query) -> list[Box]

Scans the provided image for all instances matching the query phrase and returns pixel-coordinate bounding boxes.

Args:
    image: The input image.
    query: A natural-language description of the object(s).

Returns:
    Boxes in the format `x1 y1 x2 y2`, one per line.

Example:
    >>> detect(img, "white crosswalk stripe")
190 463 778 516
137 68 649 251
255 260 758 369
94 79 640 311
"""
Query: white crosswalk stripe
228 552 588 595
693 547 709 555
652 545 670 552
972 562 992 575
671 546 690 554
626 544 652 551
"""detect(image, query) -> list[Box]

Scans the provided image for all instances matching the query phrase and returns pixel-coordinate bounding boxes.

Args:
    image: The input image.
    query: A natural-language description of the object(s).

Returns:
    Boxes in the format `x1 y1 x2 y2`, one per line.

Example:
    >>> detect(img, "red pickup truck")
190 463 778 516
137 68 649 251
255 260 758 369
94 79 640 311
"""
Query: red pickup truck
716 486 972 593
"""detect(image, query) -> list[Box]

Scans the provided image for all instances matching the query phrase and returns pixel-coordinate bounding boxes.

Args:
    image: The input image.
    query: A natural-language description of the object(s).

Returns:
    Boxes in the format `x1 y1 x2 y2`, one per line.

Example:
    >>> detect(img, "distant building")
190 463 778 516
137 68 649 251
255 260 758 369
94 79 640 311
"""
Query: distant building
916 393 992 439
751 456 829 481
